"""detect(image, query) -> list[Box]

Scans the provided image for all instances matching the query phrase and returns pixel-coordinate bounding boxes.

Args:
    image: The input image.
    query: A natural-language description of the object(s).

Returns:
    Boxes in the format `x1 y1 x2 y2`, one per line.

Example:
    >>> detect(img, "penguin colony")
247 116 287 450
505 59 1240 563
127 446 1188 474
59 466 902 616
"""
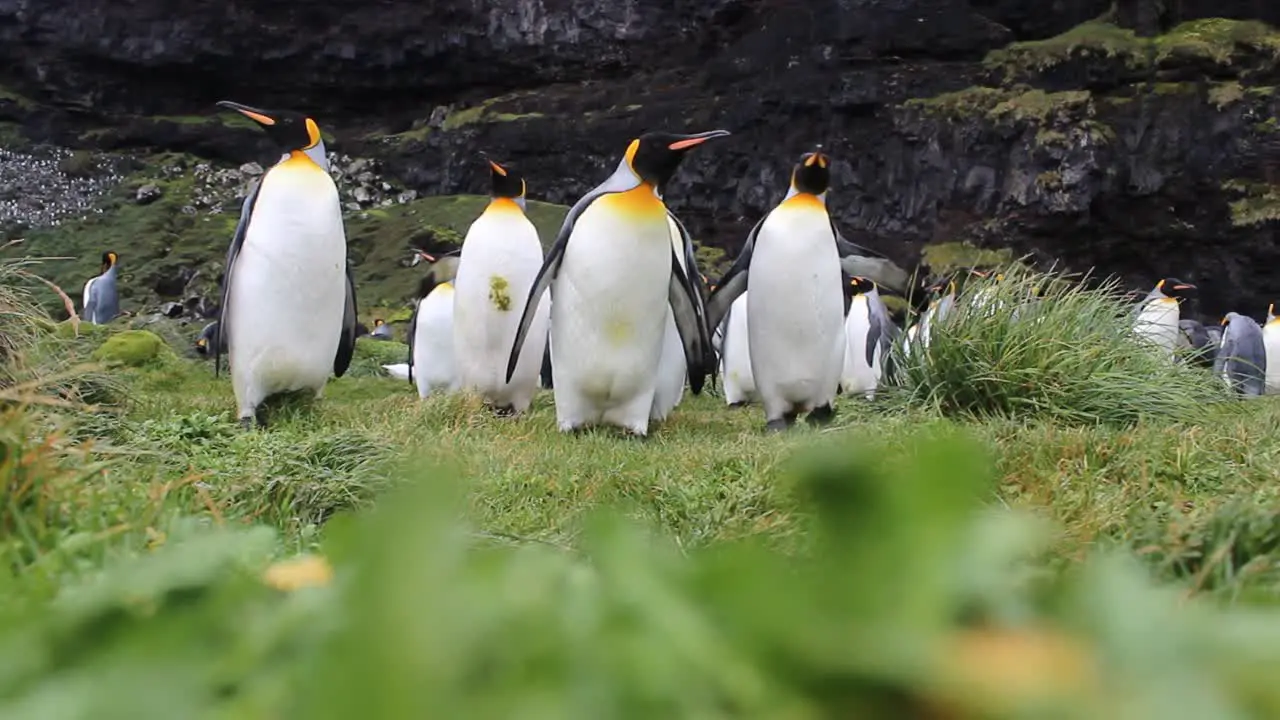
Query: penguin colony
78 102 1280 433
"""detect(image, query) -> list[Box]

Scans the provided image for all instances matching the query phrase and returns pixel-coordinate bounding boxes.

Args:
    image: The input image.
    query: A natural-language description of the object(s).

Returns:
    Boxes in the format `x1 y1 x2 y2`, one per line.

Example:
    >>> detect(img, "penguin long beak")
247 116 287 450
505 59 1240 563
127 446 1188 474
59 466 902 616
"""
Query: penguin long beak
488 160 508 177
216 101 277 127
667 130 731 150
1172 283 1195 291
804 151 829 168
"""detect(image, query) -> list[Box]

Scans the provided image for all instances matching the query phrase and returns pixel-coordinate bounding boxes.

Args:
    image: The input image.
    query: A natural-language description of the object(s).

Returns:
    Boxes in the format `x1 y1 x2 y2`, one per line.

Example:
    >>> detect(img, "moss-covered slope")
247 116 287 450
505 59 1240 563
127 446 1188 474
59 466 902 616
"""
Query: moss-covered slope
14 154 572 324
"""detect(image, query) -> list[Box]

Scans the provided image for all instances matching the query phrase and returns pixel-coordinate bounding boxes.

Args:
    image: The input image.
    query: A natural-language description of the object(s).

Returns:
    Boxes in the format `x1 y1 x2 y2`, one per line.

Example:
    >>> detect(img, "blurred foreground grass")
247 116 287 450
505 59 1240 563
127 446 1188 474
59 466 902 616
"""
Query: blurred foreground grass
7 264 1280 718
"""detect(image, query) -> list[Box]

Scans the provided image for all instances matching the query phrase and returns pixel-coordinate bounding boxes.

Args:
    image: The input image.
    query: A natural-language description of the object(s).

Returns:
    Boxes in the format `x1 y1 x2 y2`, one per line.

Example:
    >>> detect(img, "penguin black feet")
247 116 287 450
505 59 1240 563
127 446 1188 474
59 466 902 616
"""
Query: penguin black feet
764 411 800 433
806 404 836 427
491 404 516 418
238 409 267 430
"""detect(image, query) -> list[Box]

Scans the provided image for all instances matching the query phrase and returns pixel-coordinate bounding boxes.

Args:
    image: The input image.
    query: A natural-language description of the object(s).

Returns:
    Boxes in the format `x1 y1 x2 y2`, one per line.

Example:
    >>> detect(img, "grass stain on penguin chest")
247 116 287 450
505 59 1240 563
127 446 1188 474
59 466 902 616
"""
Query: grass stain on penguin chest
488 275 512 312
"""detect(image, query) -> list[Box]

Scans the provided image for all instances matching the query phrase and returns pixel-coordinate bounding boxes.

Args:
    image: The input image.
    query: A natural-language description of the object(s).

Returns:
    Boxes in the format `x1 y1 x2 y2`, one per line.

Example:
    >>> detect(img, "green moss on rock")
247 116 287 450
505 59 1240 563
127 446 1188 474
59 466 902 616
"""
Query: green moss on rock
985 18 1280 82
1223 180 1280 227
922 242 1016 274
91 330 172 367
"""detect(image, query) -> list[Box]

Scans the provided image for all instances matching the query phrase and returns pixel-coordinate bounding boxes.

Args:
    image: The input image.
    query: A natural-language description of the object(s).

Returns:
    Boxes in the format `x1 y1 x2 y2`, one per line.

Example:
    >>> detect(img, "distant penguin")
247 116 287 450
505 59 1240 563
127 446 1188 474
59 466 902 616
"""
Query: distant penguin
381 363 411 381
82 251 120 325
841 276 896 400
706 148 846 432
913 278 957 355
1133 278 1196 356
1177 318 1215 368
720 292 756 406
213 100 358 429
1215 312 1266 397
194 320 224 357
505 129 727 436
370 318 394 340
407 281 458 399
1264 304 1280 394
452 156 550 416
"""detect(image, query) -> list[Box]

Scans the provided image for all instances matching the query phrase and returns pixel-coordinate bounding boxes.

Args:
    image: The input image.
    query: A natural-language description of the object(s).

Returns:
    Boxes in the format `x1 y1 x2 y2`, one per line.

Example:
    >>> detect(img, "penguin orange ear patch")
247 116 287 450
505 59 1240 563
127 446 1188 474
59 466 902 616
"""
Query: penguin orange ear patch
305 118 321 148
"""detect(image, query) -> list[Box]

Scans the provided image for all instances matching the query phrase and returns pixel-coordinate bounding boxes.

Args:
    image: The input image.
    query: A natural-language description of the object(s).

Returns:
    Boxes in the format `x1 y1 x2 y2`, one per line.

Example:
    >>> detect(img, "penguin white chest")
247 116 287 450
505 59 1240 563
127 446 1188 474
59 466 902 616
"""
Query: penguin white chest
1134 298 1180 353
550 187 672 426
721 292 756 404
842 295 880 396
1264 322 1280 394
228 158 347 399
746 197 845 415
453 203 549 406
413 286 458 398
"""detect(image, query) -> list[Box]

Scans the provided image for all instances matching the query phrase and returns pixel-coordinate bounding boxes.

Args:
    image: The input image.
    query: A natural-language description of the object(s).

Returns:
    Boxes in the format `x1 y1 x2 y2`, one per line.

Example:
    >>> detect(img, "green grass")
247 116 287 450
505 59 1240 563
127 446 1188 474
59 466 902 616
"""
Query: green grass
14 264 1280 716
892 267 1228 426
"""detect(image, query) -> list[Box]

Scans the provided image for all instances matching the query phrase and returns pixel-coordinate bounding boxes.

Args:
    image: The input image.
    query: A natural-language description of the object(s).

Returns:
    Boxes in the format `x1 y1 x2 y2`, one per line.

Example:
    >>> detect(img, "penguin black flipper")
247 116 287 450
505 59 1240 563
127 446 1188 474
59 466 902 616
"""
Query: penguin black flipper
215 180 263 378
406 298 420 384
705 215 765 333
865 298 884 369
666 211 716 392
505 185 618 383
334 261 358 377
667 243 713 395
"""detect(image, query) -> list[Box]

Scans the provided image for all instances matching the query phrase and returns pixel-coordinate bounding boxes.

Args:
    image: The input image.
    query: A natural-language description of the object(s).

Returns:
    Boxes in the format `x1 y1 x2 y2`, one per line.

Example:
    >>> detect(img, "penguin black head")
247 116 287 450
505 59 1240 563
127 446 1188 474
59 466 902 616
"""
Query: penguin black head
482 156 526 199
410 250 437 267
625 130 732 188
926 277 956 297
1157 278 1196 302
100 251 118 273
217 101 323 153
791 149 831 196
848 276 876 296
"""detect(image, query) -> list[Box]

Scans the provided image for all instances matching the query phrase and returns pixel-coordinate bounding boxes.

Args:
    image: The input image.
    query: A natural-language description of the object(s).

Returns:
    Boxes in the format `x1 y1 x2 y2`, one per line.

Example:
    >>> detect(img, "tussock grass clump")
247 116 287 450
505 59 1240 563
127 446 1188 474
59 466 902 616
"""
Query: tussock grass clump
893 267 1227 426
0 257 46 388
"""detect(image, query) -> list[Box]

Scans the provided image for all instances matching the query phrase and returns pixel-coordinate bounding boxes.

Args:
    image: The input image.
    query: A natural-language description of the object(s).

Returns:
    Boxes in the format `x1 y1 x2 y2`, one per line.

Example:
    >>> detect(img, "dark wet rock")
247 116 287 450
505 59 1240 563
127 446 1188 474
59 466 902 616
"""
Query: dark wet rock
3 0 1280 316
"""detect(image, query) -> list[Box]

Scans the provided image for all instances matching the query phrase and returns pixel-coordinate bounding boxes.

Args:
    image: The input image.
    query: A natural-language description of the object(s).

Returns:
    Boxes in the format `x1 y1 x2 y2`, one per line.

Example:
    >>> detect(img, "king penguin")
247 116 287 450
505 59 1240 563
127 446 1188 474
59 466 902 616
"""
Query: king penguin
370 318 393 340
1263 304 1280 394
705 148 847 431
194 320 225 357
452 156 550 415
1132 278 1195 356
1216 312 1266 397
720 291 756 406
213 101 358 428
82 251 120 325
505 129 727 436
407 252 459 399
841 276 896 400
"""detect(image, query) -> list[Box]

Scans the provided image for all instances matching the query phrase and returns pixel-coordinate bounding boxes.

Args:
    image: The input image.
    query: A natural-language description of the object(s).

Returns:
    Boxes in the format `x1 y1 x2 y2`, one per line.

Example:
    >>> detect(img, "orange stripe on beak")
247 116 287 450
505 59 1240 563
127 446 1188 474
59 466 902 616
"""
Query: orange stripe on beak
668 137 709 151
489 160 507 177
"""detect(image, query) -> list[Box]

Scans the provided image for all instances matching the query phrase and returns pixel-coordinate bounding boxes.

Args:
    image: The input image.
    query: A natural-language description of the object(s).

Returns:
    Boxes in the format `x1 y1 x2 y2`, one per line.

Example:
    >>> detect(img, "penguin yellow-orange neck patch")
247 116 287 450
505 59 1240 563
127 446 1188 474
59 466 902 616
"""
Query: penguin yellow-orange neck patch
487 197 525 215
780 193 827 211
599 184 665 220
282 150 324 170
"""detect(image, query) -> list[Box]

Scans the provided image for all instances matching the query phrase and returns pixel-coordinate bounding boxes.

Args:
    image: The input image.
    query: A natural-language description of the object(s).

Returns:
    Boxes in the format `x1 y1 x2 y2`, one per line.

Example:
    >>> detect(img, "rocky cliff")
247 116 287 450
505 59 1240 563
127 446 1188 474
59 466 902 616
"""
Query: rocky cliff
2 0 1280 319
